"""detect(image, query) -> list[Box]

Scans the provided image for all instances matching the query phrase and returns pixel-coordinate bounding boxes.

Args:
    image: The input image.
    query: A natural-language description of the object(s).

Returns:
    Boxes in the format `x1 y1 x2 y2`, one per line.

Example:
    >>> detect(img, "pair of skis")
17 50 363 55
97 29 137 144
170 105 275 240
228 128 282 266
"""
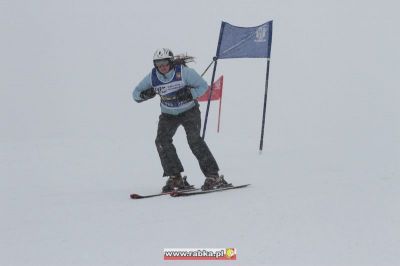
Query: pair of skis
130 184 250 200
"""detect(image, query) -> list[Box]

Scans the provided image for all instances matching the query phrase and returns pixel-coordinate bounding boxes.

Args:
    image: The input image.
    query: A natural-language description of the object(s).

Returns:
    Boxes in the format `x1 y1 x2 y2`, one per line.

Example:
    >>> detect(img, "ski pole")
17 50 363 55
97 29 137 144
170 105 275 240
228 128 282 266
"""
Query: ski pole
200 59 214 77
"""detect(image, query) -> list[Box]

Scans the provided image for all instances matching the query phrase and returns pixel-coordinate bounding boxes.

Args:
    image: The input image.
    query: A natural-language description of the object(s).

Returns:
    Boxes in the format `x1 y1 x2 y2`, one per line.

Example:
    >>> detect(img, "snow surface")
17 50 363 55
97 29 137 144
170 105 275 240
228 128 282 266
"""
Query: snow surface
1 0 399 265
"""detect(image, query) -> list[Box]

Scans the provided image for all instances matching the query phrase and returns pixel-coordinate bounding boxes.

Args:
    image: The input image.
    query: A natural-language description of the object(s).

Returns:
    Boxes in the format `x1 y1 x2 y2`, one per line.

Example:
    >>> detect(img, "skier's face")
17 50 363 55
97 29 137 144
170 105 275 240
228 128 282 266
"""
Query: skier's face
155 60 171 74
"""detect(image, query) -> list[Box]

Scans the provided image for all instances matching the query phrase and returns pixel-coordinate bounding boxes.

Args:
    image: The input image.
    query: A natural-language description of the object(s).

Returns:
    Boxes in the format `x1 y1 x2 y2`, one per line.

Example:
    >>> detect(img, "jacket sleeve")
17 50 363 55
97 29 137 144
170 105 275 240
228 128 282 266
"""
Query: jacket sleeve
132 73 153 103
181 66 208 99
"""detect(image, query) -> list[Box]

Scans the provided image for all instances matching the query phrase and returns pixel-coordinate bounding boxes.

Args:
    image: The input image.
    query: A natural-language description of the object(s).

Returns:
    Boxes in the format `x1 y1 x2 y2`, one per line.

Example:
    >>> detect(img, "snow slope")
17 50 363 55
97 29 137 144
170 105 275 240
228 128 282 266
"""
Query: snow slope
1 0 399 265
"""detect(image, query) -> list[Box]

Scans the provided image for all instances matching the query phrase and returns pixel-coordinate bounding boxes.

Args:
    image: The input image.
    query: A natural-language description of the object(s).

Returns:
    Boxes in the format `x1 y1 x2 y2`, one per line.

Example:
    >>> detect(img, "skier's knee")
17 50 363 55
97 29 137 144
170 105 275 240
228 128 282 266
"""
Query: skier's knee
187 135 203 148
155 136 172 150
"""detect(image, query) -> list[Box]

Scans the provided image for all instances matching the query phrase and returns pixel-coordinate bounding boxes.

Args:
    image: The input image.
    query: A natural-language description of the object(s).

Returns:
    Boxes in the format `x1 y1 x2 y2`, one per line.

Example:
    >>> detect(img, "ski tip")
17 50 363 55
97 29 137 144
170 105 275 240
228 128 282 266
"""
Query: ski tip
130 194 143 199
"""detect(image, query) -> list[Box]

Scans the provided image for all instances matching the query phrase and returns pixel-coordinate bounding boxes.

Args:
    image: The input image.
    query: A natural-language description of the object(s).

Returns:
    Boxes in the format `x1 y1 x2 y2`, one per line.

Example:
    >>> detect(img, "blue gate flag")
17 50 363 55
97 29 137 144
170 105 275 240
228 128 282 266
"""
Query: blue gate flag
216 20 273 59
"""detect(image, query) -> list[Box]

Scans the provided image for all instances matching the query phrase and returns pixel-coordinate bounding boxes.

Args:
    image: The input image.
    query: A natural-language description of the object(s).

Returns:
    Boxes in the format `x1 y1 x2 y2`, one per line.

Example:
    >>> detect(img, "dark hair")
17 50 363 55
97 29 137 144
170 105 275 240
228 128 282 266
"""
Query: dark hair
172 54 195 67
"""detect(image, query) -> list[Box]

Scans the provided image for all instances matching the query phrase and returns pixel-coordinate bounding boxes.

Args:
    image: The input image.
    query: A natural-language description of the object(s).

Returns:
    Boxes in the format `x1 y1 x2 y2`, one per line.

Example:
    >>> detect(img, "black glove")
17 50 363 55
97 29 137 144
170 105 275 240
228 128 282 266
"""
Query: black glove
140 88 156 100
175 87 193 101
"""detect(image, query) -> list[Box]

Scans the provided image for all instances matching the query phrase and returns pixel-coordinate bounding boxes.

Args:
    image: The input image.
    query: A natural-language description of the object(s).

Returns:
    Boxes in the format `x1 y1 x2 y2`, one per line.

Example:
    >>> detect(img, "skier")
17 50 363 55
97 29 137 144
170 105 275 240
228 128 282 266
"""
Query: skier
133 48 229 192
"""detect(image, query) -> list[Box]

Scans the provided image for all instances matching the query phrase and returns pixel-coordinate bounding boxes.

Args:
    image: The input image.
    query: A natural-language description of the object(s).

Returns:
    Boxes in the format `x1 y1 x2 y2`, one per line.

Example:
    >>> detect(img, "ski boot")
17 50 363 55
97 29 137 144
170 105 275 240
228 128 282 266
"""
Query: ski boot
162 174 192 193
201 174 230 191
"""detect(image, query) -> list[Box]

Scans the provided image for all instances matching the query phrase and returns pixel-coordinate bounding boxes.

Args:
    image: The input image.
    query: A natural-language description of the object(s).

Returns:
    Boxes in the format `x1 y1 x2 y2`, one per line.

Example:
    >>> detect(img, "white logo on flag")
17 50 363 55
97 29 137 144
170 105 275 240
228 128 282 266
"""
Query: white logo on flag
255 26 267 42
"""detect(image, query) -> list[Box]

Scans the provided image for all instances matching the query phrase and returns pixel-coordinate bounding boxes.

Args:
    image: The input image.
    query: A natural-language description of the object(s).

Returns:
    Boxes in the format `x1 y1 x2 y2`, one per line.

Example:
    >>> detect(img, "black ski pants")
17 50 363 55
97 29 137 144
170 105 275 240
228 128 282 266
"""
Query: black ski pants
155 103 219 177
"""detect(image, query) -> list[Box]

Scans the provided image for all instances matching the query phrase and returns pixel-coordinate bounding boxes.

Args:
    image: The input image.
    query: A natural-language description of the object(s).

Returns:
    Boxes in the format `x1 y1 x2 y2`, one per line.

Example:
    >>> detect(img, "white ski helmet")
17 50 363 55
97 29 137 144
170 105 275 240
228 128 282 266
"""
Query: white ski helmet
153 48 174 61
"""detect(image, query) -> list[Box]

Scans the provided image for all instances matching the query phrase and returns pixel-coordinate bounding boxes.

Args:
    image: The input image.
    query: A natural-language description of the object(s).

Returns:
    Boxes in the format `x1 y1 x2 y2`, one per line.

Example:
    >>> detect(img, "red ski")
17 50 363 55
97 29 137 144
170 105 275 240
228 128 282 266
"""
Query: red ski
130 186 199 199
170 184 250 197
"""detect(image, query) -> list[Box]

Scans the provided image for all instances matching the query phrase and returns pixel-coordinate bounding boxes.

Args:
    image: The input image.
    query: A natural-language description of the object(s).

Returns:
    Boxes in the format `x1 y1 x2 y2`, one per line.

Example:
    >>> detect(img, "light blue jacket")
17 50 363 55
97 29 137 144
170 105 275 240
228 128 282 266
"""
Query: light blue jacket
133 65 208 115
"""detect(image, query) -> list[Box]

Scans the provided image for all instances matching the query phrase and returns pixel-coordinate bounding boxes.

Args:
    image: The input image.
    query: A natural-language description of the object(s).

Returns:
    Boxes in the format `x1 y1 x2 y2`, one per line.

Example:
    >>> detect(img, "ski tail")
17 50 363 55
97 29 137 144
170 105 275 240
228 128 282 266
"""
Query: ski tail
170 184 250 197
